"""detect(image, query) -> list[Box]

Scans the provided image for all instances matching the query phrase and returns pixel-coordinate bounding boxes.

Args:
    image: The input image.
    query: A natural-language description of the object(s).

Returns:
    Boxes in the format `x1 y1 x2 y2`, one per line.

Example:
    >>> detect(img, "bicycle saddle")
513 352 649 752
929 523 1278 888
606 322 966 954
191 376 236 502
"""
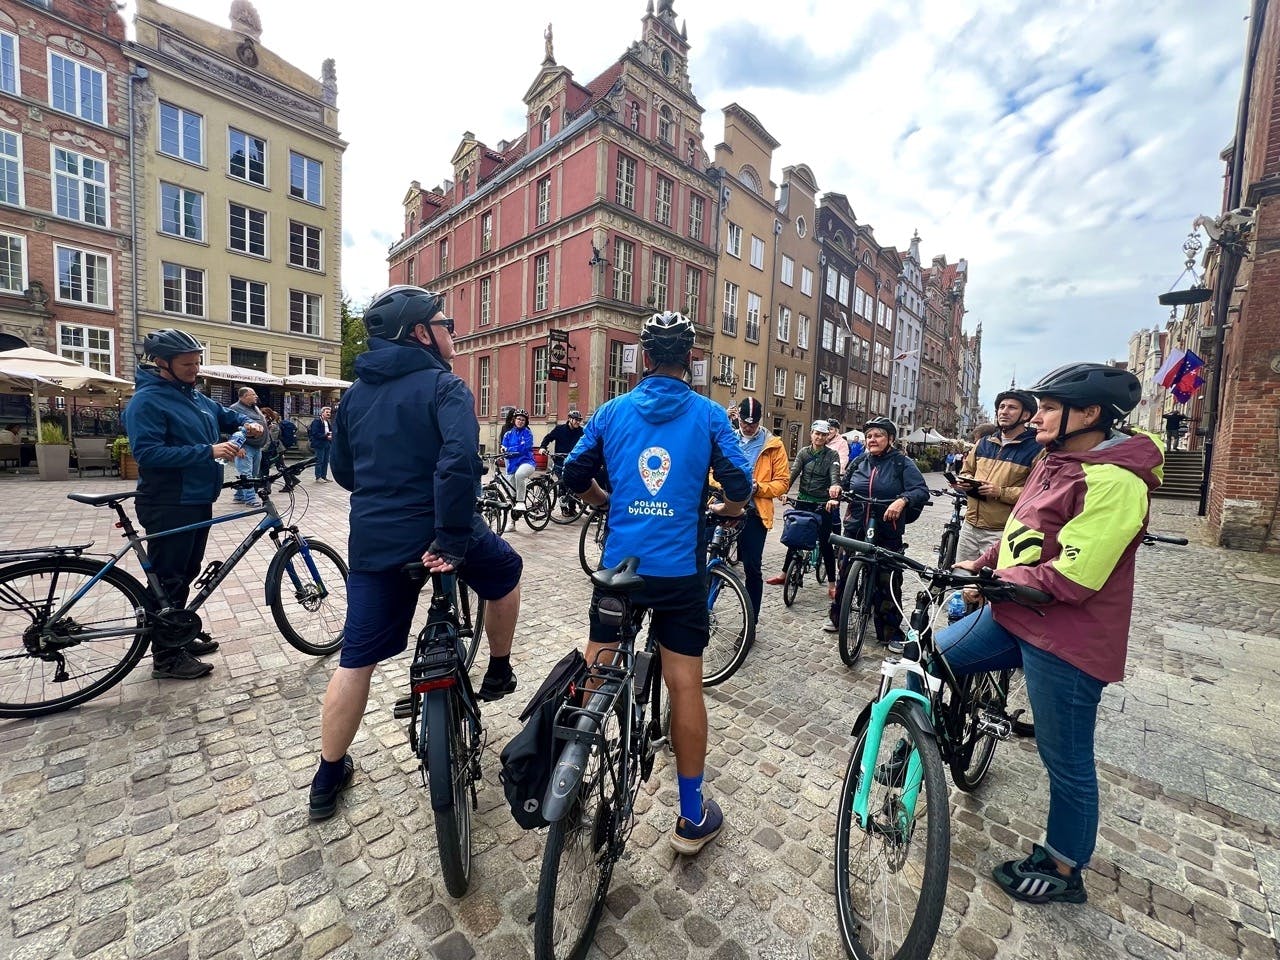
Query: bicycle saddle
66 491 139 506
591 556 645 592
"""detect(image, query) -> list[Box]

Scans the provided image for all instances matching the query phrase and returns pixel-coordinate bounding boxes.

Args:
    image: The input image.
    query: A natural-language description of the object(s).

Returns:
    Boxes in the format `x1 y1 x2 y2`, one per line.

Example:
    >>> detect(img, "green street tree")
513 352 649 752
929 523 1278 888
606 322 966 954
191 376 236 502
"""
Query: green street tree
340 295 368 381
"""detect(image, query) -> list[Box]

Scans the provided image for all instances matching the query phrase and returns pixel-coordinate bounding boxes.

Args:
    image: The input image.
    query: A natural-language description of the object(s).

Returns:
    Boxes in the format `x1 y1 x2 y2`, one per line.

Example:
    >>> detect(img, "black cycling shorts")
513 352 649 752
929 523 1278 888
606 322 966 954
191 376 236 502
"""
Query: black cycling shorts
588 573 708 658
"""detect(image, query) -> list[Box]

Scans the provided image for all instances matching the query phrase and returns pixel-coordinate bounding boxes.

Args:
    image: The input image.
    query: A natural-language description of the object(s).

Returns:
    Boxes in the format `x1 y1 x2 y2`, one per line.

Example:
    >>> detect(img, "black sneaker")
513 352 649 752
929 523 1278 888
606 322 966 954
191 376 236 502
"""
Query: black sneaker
993 844 1087 904
186 633 219 656
151 650 214 680
477 670 517 702
309 755 355 821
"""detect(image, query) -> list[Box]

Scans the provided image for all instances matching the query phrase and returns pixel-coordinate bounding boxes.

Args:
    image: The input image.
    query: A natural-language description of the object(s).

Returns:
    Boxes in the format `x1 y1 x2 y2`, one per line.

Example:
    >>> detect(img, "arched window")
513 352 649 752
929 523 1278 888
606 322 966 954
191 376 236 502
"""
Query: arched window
460 168 471 197
737 165 762 195
834 231 846 248
658 105 673 145
539 106 552 144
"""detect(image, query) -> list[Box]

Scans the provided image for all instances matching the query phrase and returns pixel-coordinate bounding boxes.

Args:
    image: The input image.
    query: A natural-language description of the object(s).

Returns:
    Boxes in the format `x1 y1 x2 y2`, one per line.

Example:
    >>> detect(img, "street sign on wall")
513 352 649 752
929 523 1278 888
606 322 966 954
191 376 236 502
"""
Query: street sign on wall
548 329 570 382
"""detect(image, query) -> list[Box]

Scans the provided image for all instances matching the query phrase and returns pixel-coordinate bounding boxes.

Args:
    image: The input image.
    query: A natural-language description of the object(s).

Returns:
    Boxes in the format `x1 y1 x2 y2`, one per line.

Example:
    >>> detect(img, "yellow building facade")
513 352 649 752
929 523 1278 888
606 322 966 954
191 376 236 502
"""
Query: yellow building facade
129 0 345 398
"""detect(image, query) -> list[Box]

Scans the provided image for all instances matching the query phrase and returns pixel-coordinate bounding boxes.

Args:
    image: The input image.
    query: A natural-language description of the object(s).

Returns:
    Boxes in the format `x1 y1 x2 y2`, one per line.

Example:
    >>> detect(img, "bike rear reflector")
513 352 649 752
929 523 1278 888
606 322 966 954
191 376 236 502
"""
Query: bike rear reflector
412 677 456 693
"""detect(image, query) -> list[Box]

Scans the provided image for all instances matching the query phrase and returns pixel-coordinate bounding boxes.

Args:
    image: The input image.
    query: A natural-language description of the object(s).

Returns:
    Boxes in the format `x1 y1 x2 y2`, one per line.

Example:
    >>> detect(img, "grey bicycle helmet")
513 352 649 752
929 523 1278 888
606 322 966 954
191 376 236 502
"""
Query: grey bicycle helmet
363 285 446 350
142 328 203 360
864 416 898 438
640 311 696 366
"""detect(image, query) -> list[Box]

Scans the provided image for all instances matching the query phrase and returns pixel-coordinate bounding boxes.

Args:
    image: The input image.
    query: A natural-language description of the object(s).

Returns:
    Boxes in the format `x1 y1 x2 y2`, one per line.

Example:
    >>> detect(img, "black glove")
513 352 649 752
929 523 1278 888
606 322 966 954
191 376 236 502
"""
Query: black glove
425 541 465 568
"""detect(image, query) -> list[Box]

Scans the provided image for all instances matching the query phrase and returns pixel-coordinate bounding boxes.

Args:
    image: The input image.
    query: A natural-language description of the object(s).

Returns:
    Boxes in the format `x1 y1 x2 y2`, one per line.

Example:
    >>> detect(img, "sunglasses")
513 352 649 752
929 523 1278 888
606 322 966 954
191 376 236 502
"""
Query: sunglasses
431 317 455 335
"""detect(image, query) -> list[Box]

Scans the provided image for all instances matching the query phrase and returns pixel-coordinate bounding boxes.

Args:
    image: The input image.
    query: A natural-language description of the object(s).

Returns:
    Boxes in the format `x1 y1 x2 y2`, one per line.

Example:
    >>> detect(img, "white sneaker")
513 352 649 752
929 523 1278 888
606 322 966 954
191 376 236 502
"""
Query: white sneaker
512 502 526 516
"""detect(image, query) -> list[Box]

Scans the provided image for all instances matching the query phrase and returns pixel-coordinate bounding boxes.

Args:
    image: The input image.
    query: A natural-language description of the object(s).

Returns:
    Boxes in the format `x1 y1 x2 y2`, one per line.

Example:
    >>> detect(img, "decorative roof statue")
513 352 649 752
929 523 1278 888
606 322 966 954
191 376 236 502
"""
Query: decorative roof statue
543 22 555 65
229 0 263 41
321 58 338 106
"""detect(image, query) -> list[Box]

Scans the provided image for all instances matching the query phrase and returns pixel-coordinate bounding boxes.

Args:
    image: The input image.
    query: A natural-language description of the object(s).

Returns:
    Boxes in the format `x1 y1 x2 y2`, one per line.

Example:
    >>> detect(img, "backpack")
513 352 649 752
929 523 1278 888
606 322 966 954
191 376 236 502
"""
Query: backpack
279 420 297 449
499 649 587 830
779 509 822 550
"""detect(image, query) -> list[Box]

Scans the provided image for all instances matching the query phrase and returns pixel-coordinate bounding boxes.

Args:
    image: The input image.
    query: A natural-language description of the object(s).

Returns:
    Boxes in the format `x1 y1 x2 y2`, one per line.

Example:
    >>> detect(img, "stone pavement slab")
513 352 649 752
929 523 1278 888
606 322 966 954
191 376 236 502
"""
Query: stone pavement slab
0 474 1277 959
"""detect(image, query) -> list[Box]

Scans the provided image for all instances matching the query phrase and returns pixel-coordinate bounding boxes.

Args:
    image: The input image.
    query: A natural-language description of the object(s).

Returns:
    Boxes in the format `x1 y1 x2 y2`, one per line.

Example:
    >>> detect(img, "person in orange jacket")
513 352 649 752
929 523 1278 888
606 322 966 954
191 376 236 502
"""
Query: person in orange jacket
732 397 791 616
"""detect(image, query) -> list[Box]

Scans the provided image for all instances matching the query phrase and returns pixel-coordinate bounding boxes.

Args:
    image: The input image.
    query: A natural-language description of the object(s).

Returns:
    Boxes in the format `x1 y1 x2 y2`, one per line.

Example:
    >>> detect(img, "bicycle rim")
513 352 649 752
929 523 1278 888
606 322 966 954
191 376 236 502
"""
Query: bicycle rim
947 671 1005 792
703 566 754 686
524 482 552 531
835 701 950 960
426 689 472 897
270 539 348 656
534 695 620 959
782 555 802 607
0 558 151 718
578 512 607 576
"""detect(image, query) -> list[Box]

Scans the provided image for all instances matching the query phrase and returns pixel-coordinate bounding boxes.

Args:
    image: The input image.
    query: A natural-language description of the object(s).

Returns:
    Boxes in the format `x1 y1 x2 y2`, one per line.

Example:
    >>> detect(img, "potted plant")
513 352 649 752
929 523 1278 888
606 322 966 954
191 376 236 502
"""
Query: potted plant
112 436 138 480
36 422 71 482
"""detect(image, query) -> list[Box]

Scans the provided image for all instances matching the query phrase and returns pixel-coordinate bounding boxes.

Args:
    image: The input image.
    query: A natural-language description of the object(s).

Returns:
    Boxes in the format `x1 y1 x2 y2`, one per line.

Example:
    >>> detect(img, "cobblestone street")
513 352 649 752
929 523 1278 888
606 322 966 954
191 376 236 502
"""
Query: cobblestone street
1 473 1277 960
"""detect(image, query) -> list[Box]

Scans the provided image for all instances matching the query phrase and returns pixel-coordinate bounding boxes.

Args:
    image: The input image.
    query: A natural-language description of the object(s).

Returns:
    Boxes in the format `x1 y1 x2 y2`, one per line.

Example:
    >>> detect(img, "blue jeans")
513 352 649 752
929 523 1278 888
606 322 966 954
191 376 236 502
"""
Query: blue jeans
232 446 262 501
313 442 331 479
908 604 1106 869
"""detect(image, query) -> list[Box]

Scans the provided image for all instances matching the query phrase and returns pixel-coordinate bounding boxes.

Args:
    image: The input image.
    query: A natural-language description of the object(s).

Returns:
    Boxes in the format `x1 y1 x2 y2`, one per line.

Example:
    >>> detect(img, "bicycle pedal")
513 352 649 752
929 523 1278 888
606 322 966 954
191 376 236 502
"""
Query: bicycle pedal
977 712 1013 740
392 696 413 719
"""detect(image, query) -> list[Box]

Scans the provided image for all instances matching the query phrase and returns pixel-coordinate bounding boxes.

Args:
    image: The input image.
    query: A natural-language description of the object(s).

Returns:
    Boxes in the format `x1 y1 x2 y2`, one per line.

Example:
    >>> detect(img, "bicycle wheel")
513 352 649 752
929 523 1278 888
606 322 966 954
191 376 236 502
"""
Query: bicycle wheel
534 686 626 959
524 480 552 531
835 700 950 960
578 511 607 576
703 565 754 686
782 553 803 607
937 527 959 570
0 557 152 718
549 489 584 525
425 688 473 898
455 581 486 674
838 561 874 666
268 538 348 656
815 547 829 584
1007 668 1035 738
947 670 1008 792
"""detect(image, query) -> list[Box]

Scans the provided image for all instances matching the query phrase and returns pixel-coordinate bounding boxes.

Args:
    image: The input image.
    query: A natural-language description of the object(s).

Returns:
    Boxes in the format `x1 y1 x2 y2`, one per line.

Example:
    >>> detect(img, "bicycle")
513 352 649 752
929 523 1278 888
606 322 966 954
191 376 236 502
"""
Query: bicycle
577 505 608 576
544 453 588 525
780 497 838 607
0 458 347 718
534 556 668 960
829 532 1050 960
483 454 553 532
702 512 755 687
834 494 902 667
391 562 487 898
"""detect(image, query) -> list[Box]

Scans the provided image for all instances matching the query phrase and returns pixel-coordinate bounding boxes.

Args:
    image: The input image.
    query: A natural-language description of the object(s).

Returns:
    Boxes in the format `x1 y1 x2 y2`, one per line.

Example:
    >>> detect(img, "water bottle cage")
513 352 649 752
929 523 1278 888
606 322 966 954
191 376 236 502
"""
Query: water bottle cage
194 560 222 590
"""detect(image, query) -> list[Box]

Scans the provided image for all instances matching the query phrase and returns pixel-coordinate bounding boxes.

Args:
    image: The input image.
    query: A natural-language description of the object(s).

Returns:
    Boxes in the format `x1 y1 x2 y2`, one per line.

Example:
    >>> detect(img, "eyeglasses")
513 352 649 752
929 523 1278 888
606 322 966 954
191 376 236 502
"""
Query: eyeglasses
431 317 455 335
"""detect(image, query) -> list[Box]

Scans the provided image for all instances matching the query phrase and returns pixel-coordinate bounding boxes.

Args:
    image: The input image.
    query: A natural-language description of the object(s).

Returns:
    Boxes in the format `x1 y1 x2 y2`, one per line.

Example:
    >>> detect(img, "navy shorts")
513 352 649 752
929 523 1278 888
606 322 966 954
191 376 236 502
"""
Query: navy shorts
588 573 708 658
339 528 522 669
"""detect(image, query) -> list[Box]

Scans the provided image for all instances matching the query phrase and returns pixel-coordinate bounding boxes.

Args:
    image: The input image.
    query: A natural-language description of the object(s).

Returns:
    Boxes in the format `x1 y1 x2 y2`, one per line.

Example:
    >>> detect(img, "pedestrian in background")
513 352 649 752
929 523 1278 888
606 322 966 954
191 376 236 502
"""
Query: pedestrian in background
309 407 333 482
500 408 536 515
230 386 267 505
259 407 283 474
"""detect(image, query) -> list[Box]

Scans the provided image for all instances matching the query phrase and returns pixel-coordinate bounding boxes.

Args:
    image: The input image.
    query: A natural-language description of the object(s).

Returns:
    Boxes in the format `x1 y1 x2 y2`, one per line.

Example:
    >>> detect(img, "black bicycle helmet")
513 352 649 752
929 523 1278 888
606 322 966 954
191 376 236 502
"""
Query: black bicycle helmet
639 311 696 366
142 328 203 360
1028 362 1141 447
363 285 446 348
864 416 898 439
994 389 1038 420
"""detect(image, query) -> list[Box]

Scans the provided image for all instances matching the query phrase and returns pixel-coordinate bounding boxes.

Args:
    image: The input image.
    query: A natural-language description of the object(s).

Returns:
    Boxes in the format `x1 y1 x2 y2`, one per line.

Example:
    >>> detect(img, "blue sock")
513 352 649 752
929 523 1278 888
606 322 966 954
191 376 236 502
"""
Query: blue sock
677 772 704 823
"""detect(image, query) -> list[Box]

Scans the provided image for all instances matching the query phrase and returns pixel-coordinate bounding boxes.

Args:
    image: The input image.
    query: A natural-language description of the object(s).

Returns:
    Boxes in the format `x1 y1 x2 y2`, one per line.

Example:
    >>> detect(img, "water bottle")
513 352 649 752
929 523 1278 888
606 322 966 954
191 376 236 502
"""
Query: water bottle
946 590 967 623
216 429 247 466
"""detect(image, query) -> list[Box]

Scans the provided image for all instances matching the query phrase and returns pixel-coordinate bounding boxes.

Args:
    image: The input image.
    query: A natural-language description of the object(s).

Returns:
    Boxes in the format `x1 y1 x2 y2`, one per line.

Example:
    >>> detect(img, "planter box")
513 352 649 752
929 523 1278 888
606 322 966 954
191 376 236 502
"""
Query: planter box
119 452 138 481
36 444 70 482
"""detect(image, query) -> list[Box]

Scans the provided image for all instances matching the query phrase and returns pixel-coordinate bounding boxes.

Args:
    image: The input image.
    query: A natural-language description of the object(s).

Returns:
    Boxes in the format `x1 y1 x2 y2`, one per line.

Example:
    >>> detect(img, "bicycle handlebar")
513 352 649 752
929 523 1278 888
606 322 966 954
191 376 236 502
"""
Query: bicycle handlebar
223 457 316 492
1142 532 1189 546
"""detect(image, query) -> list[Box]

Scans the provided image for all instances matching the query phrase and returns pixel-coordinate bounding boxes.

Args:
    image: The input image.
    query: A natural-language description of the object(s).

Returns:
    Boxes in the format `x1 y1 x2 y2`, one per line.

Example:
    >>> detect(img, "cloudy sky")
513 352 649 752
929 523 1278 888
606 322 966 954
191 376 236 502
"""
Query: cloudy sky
135 0 1247 412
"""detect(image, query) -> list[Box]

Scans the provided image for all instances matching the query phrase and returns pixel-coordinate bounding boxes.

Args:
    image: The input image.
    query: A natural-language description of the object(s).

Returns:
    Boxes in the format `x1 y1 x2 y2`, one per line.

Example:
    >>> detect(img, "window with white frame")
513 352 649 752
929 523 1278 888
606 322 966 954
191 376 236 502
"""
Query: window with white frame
230 277 267 327
780 255 794 286
826 267 839 298
158 102 203 164
685 267 701 322
162 262 204 317
830 374 844 406
726 222 742 258
478 357 491 416
481 211 493 252
230 348 267 371
838 274 851 306
53 148 107 226
654 175 672 226
0 232 26 294
531 345 550 416
855 287 866 317
658 105 673 145
722 281 739 336
406 256 415 285
797 314 810 350
55 245 109 307
650 253 670 311
746 292 762 343
59 323 113 374
289 290 322 336
612 238 634 301
159 183 203 240
228 128 266 185
0 31 16 96
479 275 492 325
49 53 104 124
539 106 551 144
229 203 267 257
288 356 320 376
0 130 20 206
536 176 551 226
743 360 757 392
794 371 807 401
534 252 549 311
608 341 628 399
749 235 765 270
290 151 322 204
801 265 814 296
289 221 321 271
614 153 636 208
776 305 791 343
718 354 734 385
822 317 835 351
688 193 704 240
773 366 786 397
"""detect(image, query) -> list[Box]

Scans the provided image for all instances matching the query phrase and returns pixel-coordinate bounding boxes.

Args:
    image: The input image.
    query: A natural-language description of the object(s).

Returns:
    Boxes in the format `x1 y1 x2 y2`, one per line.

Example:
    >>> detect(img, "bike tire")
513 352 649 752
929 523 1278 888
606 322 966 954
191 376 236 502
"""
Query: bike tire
937 528 959 571
838 560 873 667
0 557 153 718
578 511 607 576
425 688 472 898
815 548 829 584
269 538 348 656
481 497 509 536
947 670 1007 792
835 700 950 960
524 480 552 531
456 581 487 674
703 565 755 687
782 553 803 607
548 489 584 525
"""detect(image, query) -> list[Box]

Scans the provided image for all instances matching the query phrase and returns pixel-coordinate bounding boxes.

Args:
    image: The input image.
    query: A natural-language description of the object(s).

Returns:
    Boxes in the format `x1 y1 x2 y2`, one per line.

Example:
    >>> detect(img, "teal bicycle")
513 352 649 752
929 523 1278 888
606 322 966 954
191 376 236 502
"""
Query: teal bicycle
0 457 347 718
829 532 1049 960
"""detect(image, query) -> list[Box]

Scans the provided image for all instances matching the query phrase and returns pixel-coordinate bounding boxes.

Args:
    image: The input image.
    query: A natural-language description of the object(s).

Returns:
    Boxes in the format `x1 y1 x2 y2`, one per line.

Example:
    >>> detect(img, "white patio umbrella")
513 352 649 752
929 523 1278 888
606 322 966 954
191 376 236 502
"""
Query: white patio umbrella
282 372 352 390
0 347 133 435
903 427 953 445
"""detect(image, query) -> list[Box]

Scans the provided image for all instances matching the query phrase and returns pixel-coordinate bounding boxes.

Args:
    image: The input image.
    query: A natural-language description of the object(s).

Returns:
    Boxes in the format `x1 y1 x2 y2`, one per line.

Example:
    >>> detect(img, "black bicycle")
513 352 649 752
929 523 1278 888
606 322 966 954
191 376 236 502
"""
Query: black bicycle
577 506 609 576
393 563 488 897
534 557 668 960
545 454 589 525
834 494 902 667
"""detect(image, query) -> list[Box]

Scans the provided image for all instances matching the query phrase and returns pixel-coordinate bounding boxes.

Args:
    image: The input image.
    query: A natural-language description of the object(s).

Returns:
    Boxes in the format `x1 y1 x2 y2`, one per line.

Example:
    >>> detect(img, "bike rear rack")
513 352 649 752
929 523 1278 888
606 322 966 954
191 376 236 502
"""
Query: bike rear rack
551 648 633 749
0 542 95 562
410 628 462 694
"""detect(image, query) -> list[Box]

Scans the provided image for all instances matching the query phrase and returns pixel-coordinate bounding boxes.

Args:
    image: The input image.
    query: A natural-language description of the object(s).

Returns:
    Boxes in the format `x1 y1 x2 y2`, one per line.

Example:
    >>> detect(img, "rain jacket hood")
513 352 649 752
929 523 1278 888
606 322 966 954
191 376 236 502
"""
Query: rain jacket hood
629 373 698 425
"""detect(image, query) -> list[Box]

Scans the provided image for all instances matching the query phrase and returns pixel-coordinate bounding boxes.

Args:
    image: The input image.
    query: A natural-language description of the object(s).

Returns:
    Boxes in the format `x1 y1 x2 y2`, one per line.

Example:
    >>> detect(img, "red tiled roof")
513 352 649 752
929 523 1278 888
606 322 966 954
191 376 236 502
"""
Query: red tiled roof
585 61 622 102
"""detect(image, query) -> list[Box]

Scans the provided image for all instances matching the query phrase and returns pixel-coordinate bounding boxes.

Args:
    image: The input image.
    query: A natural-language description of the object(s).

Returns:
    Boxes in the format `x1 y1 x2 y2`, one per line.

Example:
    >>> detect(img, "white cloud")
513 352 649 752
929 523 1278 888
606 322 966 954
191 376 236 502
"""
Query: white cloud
131 0 1246 411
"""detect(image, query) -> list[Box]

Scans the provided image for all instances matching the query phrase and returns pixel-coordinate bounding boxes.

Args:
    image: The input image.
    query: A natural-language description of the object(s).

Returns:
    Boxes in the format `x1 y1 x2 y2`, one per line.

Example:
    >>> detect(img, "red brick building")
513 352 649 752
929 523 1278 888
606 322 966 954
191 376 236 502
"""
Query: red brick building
387 3 717 447
921 254 968 436
0 0 132 375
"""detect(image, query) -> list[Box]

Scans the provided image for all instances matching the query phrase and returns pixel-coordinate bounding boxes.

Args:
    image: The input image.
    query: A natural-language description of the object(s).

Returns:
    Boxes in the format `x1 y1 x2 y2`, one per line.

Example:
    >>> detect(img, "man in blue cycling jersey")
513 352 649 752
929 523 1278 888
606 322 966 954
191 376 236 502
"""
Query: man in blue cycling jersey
563 311 752 855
